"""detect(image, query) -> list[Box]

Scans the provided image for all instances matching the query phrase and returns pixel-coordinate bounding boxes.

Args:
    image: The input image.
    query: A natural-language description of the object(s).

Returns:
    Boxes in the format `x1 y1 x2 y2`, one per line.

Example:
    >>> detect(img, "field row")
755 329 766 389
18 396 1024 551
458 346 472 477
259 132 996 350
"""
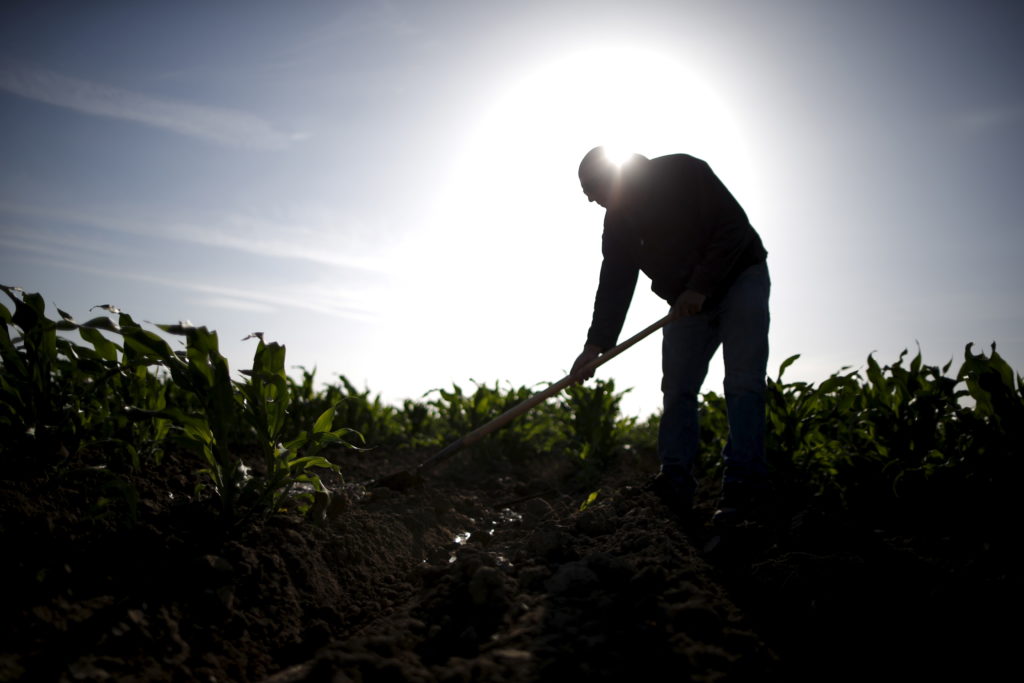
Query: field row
2 284 1020 529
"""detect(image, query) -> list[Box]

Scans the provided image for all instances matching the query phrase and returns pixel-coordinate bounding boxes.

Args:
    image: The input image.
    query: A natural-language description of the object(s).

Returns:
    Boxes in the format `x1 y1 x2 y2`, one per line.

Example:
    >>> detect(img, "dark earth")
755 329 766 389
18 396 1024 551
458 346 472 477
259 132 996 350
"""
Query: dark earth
1 438 1017 682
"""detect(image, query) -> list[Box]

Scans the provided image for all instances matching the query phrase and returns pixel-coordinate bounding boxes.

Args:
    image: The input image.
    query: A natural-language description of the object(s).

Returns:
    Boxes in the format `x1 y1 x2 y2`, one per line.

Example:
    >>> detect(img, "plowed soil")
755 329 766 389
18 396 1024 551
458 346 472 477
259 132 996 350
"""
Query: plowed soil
1 441 1016 682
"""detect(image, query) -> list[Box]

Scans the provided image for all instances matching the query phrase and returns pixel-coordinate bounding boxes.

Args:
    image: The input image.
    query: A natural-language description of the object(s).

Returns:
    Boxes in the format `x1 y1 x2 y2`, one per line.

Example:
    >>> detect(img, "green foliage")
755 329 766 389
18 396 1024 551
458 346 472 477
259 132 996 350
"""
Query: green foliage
0 285 99 457
562 378 634 467
414 378 637 469
579 490 600 511
425 380 567 459
0 287 357 525
329 376 407 448
695 391 729 477
285 370 431 450
758 346 1022 522
3 284 1020 529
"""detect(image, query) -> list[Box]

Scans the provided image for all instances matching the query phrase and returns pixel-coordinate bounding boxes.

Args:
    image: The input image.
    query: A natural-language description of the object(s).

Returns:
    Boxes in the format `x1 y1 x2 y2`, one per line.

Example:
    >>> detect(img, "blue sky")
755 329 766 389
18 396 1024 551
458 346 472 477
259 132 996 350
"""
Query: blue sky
2 0 1022 418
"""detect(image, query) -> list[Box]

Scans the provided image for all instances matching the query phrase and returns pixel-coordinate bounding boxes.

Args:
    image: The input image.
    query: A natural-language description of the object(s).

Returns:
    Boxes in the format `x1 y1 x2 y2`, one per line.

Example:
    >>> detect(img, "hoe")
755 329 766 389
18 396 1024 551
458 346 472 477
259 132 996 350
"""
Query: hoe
371 313 672 491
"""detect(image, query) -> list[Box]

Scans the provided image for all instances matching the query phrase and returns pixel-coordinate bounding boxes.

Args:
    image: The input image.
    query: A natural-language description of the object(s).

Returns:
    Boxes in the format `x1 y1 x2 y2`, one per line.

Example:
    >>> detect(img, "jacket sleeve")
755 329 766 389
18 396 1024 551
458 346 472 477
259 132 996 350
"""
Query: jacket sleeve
585 215 639 351
685 163 755 297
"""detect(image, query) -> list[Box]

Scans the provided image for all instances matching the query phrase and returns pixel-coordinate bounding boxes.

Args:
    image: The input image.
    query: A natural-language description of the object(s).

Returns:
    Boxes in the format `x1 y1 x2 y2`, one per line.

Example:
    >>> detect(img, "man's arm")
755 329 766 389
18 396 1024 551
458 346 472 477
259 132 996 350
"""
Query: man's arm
572 217 639 384
585 223 639 351
570 343 603 383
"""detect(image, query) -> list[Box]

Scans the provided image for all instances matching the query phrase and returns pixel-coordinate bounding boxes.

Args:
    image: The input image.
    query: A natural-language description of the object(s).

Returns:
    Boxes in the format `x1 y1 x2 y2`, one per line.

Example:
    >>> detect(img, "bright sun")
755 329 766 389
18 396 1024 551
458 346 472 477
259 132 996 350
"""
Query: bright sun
601 146 635 167
449 45 755 218
417 42 758 303
398 45 758 409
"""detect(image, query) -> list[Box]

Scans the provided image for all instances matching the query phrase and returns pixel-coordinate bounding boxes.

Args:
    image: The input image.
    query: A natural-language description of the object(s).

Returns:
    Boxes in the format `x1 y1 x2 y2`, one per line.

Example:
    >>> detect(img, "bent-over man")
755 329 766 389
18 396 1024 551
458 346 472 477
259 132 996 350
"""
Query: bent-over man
570 147 771 524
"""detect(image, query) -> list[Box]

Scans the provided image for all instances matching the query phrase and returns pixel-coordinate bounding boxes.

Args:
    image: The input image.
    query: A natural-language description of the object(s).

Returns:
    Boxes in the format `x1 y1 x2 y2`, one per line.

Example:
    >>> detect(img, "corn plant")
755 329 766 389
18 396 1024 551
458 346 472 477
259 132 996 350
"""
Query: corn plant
426 380 567 460
286 370 436 450
0 287 358 525
134 324 357 521
695 390 729 479
239 334 360 512
760 346 1022 522
0 285 86 457
6 284 1020 528
398 397 439 448
562 378 632 465
329 376 406 448
0 286 148 460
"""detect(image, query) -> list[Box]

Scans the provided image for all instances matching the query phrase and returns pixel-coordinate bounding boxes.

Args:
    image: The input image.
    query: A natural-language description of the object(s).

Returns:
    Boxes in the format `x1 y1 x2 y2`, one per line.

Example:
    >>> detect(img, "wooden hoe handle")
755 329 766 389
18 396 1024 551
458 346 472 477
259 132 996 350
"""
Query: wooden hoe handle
412 313 673 475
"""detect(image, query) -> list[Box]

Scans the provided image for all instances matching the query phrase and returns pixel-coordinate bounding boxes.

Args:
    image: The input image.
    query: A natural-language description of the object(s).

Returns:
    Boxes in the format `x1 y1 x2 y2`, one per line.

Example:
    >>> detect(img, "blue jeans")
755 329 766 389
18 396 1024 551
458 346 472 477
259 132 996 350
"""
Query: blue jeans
658 262 771 494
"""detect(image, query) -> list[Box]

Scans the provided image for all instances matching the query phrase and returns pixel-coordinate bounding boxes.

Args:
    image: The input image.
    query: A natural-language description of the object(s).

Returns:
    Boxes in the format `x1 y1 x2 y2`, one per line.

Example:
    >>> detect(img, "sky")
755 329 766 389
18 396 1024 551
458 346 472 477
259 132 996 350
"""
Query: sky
1 0 1022 419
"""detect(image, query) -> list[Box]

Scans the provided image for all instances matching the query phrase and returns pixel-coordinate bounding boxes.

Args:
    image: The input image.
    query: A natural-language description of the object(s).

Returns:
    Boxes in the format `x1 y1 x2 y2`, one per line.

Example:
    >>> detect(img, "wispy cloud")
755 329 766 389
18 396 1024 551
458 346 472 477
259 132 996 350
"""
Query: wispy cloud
1 202 391 274
0 63 302 149
0 222 138 262
196 296 277 313
167 211 392 273
1 250 380 322
1 209 387 322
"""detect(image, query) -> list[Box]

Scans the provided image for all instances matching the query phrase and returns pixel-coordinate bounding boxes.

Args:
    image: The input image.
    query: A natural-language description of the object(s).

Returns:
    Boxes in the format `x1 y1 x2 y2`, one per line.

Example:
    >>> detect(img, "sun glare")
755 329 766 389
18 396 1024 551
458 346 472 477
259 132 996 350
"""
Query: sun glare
401 44 758 406
449 45 755 213
602 146 638 168
430 45 757 263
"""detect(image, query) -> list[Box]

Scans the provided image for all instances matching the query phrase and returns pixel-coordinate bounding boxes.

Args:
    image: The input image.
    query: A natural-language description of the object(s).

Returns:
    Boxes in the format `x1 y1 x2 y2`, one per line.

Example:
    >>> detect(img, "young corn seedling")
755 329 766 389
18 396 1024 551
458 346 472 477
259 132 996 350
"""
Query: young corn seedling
238 333 361 517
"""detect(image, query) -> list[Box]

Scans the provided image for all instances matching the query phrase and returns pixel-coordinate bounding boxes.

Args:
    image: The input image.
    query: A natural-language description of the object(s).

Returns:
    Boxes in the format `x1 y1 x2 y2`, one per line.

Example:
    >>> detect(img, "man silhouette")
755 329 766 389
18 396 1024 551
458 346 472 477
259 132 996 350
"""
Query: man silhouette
570 147 771 524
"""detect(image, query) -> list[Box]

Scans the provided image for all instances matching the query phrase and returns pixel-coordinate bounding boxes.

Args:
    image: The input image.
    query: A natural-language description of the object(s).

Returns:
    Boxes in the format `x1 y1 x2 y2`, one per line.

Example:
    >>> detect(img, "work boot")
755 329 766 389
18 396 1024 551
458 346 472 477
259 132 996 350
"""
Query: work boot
711 481 774 527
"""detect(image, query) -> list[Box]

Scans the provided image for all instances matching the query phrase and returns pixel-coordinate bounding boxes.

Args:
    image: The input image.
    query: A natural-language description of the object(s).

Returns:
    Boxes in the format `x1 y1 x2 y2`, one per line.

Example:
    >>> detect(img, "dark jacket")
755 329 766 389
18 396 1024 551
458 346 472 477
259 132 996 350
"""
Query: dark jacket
585 154 767 350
